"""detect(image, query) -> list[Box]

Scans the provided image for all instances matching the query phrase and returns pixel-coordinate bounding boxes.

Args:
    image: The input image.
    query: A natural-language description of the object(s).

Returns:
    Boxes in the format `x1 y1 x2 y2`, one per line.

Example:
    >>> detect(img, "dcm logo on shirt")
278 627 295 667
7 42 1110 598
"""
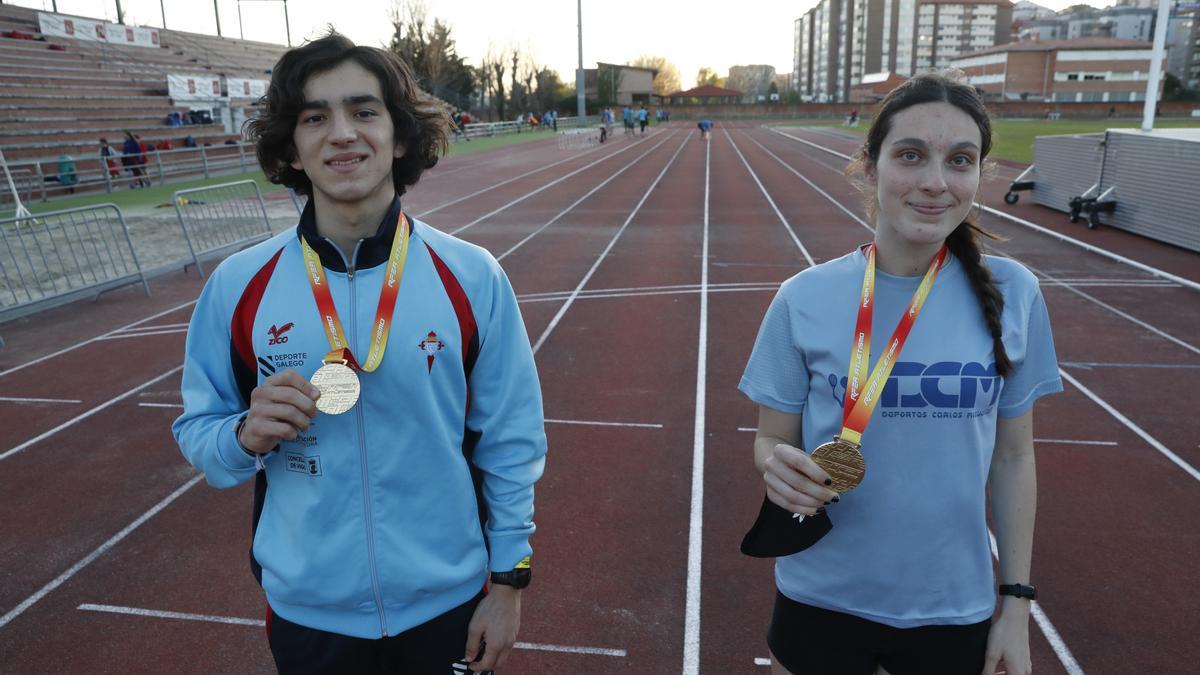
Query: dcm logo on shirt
829 361 1000 418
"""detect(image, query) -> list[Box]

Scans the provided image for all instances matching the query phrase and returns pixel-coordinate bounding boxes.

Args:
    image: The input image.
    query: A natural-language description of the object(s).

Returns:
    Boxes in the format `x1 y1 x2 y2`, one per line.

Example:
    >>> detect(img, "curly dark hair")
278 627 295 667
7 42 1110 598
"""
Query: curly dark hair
245 31 449 197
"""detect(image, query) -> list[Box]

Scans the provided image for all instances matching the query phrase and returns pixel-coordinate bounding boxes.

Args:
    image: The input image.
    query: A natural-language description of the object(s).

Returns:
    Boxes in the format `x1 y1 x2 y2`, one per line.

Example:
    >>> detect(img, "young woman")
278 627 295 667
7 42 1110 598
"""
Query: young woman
739 72 1063 675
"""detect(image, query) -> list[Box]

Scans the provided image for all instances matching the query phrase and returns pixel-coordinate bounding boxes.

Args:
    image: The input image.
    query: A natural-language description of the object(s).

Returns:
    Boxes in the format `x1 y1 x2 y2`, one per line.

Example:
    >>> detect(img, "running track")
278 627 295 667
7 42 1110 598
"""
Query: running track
1 121 1197 673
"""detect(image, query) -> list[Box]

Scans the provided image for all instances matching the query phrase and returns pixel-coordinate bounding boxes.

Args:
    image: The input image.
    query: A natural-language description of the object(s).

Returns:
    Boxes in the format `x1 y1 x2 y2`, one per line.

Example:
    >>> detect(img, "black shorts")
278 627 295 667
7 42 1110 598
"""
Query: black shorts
267 591 491 675
767 591 990 675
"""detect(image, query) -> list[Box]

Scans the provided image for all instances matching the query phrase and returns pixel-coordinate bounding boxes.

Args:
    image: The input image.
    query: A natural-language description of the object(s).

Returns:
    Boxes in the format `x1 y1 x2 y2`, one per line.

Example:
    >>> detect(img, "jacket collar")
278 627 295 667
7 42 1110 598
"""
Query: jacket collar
296 194 408 273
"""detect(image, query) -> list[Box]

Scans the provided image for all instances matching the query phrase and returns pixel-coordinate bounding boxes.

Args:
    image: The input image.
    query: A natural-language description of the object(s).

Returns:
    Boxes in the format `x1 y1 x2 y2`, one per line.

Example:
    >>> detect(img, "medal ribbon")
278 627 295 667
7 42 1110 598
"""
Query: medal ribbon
300 212 410 372
839 243 948 447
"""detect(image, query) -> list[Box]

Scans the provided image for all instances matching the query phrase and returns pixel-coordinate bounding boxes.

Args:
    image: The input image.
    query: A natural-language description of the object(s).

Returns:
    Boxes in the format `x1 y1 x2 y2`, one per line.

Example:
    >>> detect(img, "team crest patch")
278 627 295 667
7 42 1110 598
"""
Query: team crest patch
418 331 444 372
285 452 322 477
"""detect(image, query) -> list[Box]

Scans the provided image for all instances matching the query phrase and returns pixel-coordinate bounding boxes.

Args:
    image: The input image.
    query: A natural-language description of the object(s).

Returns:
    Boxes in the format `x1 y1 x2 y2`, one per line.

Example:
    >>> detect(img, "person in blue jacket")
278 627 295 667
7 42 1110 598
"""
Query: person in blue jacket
172 32 547 674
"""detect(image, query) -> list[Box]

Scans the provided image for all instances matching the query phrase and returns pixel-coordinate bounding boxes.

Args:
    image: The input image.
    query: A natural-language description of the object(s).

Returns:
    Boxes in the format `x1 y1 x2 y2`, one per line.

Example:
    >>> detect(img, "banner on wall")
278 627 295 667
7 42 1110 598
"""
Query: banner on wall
227 78 269 100
38 12 107 42
168 74 223 101
39 12 161 49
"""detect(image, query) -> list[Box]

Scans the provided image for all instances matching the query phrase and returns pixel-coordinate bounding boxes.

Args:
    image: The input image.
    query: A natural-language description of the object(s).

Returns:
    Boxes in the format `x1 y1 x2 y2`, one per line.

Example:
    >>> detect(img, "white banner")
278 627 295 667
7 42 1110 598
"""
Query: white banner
168 74 224 101
106 24 160 48
227 78 269 100
38 12 160 49
38 12 107 42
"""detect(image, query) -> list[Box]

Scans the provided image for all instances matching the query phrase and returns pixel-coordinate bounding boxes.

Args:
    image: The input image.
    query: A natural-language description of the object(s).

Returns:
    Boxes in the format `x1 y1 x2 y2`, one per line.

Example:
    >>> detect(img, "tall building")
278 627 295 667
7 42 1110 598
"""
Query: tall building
794 0 1012 102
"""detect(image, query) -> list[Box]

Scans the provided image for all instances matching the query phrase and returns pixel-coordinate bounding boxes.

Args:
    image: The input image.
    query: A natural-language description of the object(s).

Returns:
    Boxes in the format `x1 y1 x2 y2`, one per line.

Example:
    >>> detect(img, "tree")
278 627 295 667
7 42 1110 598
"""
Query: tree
629 55 681 96
696 67 723 88
387 1 476 110
1164 72 1199 102
597 64 623 107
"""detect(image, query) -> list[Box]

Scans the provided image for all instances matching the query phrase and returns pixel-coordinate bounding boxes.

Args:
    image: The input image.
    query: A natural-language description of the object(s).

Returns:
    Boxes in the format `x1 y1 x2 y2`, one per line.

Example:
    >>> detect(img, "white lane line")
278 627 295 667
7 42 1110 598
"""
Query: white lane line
738 427 756 432
766 125 1200 294
497 132 677 261
531 134 690 355
755 657 771 666
725 130 815 267
683 132 711 675
139 402 184 409
111 322 190 334
745 133 874 234
545 418 663 429
95 328 189 340
520 281 777 299
79 604 264 627
0 365 183 462
0 396 82 404
0 474 204 630
450 134 656 236
988 533 1086 675
518 285 779 304
412 140 612 219
1034 438 1118 446
75 604 627 656
0 299 197 378
1059 368 1200 482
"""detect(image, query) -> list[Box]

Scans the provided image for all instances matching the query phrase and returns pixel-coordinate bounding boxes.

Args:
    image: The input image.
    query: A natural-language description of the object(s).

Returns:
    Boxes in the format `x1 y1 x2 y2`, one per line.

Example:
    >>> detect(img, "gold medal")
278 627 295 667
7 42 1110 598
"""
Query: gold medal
811 437 866 493
310 361 360 415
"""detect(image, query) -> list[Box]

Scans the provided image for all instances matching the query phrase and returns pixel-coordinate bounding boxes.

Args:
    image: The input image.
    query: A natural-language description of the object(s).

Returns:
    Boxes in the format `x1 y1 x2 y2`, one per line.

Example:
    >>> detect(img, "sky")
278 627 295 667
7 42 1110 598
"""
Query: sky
13 0 1115 88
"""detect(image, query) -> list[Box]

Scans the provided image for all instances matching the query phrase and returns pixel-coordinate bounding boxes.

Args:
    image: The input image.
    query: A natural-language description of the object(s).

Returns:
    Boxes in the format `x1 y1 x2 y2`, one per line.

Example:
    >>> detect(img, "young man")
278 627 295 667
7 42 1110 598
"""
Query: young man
172 33 547 674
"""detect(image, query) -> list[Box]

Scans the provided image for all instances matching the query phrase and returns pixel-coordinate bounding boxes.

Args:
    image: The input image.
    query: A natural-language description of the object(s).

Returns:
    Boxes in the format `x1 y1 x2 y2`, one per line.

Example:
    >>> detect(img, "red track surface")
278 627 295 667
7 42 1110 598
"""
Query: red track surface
1 122 1197 674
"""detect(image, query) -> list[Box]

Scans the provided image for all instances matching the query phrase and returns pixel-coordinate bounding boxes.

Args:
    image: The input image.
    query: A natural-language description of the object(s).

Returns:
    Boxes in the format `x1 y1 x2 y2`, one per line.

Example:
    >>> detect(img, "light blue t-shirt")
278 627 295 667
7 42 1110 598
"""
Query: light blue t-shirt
739 247 1062 628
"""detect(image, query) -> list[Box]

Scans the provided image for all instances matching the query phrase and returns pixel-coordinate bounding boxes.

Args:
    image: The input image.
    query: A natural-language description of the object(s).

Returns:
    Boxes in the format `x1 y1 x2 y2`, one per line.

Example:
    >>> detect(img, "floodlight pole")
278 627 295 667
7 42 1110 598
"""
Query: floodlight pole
238 0 292 47
213 0 222 37
160 0 167 29
1141 0 1170 132
576 0 585 127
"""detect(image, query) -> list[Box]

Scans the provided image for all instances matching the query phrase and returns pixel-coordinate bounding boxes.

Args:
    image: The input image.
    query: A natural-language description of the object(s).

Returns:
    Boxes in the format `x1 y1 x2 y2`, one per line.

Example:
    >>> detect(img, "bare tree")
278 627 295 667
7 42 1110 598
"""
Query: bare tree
629 55 681 97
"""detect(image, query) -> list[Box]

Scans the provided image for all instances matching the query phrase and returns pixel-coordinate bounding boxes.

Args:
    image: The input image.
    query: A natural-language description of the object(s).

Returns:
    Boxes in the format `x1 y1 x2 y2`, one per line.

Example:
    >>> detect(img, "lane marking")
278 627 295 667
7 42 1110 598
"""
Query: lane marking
0 474 204 630
0 300 197 379
111 322 191 334
450 134 657 236
683 130 711 675
531 135 691 355
755 657 771 666
138 402 184 409
1034 438 1118 446
497 133 678 261
1059 368 1200 482
545 418 663 429
0 396 82 404
1062 361 1200 370
0 365 184 462
766 125 1200 294
724 130 815 266
519 285 779 304
95 328 189 340
75 604 628 656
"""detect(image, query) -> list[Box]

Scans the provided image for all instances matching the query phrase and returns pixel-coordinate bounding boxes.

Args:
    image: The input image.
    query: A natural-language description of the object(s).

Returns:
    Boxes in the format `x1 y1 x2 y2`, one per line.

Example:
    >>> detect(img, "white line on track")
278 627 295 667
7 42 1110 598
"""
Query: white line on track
724 130 815 266
754 657 771 666
1033 438 1119 446
0 300 197 379
530 134 690 355
95 328 189 340
766 125 1200 293
111 322 191 334
497 132 677 261
75 604 628 657
544 418 663 429
0 474 204 630
138 402 184 409
0 365 183 462
682 131 711 675
412 139 612 219
0 396 82 404
1059 368 1200 482
518 285 780 304
450 134 657 236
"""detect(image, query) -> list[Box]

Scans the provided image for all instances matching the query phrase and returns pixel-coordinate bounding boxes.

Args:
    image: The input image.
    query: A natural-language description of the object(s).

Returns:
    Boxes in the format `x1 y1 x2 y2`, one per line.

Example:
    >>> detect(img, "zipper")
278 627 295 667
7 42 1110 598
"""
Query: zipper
333 237 389 637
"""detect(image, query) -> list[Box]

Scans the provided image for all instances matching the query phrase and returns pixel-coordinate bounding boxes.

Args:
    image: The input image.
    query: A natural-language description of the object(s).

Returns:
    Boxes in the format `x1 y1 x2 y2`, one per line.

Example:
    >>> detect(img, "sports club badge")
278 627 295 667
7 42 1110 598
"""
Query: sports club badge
418 331 444 372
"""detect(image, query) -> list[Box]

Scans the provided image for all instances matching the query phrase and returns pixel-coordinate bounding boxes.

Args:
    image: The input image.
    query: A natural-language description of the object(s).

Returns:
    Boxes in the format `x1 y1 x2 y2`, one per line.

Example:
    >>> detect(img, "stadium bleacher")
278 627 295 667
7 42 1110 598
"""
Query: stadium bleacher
0 3 286 197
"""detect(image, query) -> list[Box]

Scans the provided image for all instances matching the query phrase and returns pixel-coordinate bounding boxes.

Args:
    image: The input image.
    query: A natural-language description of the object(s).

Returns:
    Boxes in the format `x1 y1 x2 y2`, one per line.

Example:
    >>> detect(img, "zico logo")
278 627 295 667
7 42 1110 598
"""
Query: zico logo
830 361 1000 410
267 322 294 345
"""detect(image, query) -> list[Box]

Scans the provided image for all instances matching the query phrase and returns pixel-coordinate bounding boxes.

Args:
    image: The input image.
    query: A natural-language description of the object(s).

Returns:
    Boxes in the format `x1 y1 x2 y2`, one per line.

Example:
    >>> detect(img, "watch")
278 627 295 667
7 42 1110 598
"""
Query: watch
998 583 1037 600
489 568 531 589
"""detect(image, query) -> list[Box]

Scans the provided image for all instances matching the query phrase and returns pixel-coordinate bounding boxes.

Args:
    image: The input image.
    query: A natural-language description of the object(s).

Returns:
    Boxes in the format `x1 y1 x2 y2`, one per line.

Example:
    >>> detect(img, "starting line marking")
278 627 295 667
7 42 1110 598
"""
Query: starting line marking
76 604 627 657
545 418 663 429
0 396 82 404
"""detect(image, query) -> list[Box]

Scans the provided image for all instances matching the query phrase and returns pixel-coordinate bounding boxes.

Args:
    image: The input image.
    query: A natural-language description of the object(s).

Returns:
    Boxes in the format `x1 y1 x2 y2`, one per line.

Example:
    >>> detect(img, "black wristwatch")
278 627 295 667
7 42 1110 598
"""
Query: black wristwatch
998 583 1037 600
490 568 531 589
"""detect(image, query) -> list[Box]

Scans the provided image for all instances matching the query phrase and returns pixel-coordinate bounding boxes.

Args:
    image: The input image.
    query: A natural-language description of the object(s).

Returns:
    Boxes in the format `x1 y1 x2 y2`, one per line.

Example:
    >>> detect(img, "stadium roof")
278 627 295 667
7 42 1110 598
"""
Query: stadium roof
666 84 745 98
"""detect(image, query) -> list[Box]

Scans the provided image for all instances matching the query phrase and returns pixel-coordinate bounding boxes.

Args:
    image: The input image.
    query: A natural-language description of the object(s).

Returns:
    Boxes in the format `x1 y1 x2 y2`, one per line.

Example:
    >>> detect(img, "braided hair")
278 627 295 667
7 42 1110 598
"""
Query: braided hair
846 71 1013 376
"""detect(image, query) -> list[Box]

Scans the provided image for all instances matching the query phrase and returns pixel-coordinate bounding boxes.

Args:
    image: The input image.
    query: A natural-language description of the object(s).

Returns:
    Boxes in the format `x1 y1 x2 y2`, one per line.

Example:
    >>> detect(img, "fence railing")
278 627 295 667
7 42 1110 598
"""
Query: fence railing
0 203 149 323
0 143 262 205
173 179 274 276
452 115 598 141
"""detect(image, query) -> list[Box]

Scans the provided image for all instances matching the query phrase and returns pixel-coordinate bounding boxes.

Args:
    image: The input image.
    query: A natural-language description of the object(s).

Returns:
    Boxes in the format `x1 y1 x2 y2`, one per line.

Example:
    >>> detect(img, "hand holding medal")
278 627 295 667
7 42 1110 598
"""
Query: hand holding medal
300 212 410 415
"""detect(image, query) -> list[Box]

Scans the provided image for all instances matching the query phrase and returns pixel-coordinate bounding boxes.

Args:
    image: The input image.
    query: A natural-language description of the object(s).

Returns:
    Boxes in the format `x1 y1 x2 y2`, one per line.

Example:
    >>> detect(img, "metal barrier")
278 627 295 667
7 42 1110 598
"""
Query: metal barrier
557 127 603 150
0 203 149 323
173 179 273 276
